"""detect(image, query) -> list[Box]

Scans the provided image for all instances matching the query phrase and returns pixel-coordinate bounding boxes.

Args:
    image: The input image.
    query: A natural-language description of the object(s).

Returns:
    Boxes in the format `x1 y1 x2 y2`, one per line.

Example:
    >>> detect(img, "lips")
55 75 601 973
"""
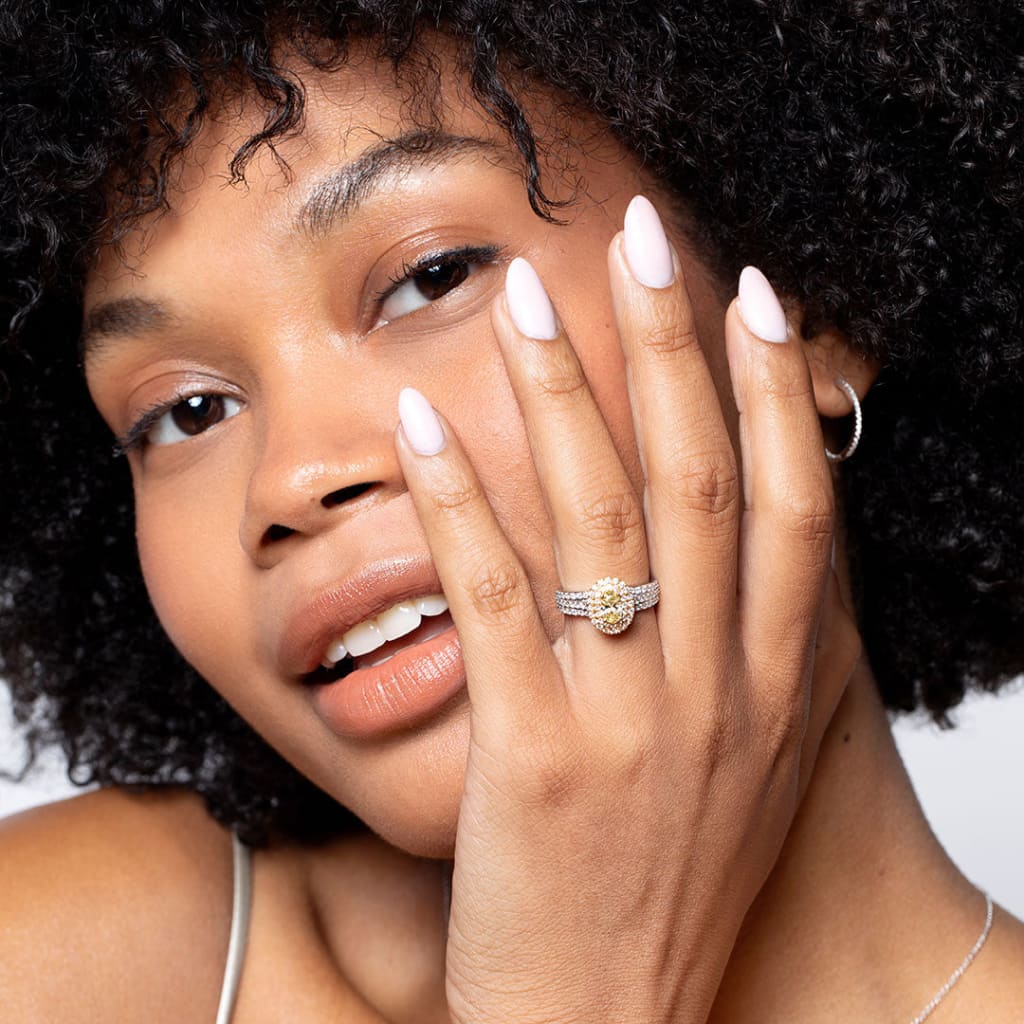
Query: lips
277 553 468 736
301 608 455 685
311 623 464 738
278 554 450 678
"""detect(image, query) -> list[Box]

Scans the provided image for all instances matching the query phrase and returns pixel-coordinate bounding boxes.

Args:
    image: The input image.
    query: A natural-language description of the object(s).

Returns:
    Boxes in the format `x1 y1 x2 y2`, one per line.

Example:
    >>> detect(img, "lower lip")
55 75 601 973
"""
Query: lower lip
310 626 465 738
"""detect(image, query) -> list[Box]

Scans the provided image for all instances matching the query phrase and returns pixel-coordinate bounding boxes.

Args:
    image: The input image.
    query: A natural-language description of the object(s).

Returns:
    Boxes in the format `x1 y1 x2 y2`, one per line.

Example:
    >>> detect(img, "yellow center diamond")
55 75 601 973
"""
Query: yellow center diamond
587 577 636 635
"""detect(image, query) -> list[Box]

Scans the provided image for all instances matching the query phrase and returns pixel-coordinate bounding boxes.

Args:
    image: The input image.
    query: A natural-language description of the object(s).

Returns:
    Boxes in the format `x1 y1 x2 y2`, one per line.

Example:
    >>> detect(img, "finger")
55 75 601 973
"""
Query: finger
395 386 563 734
606 196 741 672
727 266 836 688
797 567 863 799
490 258 660 697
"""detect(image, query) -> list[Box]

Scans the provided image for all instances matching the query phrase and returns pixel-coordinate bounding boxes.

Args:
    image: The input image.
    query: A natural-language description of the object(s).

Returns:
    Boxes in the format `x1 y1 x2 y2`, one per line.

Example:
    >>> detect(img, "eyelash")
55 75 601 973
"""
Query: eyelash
113 391 203 456
374 243 505 306
113 243 506 456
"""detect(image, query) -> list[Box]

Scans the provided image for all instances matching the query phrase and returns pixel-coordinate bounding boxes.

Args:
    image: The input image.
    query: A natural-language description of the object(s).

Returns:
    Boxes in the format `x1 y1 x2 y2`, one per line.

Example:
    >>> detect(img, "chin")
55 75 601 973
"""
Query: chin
325 696 470 860
378 811 460 860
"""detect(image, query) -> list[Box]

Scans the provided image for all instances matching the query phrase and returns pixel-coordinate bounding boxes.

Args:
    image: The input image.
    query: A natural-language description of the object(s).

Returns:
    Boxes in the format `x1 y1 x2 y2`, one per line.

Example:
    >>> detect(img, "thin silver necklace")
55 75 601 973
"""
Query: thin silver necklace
908 892 994 1024
438 869 993 1023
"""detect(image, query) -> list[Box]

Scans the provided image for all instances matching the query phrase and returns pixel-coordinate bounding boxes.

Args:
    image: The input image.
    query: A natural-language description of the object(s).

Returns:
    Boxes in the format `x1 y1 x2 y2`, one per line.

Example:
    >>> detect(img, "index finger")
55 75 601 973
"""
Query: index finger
394 387 564 738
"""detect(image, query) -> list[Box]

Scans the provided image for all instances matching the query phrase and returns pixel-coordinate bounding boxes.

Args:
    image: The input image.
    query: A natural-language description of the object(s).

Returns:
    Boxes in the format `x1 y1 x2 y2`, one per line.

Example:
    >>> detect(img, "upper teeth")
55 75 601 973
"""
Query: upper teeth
321 593 449 667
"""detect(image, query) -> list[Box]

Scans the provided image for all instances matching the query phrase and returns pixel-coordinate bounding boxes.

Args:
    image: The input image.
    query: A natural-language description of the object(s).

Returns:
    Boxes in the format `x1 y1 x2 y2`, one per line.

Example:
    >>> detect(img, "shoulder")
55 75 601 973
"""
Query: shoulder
0 787 234 1023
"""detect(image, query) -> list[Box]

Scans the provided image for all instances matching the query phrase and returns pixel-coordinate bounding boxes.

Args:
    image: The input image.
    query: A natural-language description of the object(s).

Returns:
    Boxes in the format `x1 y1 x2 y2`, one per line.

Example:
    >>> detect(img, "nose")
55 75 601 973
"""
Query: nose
239 413 398 569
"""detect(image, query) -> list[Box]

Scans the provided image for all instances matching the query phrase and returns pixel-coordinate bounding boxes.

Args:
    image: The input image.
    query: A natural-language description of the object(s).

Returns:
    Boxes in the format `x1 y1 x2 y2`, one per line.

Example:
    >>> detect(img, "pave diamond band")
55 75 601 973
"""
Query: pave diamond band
555 577 660 635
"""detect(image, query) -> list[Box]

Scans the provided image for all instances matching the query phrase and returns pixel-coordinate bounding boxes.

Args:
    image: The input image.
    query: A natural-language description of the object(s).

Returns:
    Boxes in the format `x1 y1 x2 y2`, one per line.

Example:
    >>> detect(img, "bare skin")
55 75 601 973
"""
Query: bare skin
2 673 1022 1023
1 38 1022 1024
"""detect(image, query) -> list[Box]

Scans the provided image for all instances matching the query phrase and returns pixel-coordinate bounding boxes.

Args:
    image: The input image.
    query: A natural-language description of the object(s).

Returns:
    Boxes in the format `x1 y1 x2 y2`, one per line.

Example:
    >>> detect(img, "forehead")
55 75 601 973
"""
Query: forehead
83 34 586 308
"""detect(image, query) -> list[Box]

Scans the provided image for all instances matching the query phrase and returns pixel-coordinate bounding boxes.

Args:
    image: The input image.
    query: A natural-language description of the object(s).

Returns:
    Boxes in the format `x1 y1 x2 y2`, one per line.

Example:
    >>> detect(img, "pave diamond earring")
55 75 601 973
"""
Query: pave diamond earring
825 376 863 463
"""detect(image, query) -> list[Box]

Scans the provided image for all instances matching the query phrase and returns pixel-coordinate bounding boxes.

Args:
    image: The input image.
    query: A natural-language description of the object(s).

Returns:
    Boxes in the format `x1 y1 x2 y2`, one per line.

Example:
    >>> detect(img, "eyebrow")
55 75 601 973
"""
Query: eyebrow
81 129 513 359
80 297 177 361
296 129 509 238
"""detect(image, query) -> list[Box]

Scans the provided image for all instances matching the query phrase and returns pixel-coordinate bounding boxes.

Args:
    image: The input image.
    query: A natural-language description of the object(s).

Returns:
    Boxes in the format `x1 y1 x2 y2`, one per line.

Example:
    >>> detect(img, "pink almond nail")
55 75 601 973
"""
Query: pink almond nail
398 387 446 456
737 266 789 343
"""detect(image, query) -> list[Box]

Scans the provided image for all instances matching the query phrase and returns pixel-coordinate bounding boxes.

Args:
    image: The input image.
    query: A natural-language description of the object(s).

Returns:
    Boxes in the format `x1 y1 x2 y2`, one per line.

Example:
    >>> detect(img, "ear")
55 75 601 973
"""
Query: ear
794 315 881 442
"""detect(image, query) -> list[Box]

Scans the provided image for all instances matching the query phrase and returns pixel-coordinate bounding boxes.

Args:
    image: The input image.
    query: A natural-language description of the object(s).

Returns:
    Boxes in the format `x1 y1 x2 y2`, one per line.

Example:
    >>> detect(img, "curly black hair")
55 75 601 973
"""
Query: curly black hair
2 0 1022 845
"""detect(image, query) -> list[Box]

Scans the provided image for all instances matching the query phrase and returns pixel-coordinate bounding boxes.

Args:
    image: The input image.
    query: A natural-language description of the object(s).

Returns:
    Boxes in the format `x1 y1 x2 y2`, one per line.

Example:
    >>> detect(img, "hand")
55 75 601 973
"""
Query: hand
394 196 862 1024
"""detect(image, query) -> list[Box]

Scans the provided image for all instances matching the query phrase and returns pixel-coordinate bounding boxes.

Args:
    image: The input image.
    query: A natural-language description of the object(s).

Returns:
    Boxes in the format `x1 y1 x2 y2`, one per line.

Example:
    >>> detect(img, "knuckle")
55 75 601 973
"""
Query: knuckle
671 452 741 524
533 367 589 401
566 488 645 554
777 492 835 548
762 370 814 402
430 479 483 518
529 343 589 403
514 734 588 809
466 560 529 621
641 318 700 359
600 724 658 787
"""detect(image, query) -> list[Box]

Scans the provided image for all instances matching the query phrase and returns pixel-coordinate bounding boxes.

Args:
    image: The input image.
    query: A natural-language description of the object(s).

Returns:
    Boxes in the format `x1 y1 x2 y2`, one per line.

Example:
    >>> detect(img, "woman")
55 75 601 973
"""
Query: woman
1 2 1022 1020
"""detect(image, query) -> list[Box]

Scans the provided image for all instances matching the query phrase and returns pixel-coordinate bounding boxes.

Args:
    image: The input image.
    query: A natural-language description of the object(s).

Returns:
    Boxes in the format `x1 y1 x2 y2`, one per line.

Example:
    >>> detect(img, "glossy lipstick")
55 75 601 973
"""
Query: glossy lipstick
279 555 467 737
311 623 464 738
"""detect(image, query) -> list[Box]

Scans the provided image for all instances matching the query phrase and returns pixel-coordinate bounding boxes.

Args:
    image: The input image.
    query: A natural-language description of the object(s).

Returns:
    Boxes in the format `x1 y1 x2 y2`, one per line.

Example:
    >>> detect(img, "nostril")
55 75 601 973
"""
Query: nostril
321 481 376 509
264 523 294 544
257 482 379 548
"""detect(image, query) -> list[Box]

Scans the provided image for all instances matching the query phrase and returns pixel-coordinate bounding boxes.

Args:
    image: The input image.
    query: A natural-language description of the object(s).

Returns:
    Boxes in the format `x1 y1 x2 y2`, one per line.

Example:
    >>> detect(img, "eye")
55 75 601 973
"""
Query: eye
149 394 242 447
118 393 243 453
375 245 502 328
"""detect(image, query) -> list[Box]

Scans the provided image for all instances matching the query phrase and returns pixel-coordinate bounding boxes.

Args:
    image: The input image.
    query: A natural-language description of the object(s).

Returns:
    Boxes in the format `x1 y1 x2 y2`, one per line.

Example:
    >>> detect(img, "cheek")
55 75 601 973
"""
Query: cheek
134 477 250 694
526 219 649 497
438 354 562 613
576 317 643 492
550 294 645 497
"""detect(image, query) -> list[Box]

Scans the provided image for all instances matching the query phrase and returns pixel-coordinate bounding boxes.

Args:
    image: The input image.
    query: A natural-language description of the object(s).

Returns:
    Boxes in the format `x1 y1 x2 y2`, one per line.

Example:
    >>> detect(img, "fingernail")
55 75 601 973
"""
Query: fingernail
737 266 789 343
398 387 446 455
505 257 558 340
623 195 675 289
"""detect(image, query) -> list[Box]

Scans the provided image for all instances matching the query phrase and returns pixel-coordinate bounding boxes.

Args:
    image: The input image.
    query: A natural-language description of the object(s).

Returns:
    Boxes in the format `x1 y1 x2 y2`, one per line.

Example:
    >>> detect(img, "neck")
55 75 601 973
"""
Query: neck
708 662 984 1023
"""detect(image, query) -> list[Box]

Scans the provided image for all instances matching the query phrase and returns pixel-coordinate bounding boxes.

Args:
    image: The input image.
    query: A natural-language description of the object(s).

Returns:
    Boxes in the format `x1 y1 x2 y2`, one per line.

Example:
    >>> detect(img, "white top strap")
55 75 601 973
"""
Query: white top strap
215 832 253 1024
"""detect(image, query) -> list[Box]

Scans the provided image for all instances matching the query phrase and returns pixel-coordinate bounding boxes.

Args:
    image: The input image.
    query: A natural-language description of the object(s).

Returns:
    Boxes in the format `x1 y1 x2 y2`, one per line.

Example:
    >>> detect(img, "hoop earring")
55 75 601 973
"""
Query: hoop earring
825 377 862 463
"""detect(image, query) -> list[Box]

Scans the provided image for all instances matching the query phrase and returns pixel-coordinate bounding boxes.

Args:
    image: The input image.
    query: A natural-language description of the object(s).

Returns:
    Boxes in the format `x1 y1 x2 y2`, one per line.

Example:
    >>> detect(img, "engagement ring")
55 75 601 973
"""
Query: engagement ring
554 577 660 635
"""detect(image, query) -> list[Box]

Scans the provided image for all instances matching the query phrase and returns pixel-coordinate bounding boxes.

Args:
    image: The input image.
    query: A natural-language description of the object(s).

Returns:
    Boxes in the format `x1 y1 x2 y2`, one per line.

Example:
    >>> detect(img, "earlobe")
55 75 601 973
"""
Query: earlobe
789 316 880 464
800 324 881 420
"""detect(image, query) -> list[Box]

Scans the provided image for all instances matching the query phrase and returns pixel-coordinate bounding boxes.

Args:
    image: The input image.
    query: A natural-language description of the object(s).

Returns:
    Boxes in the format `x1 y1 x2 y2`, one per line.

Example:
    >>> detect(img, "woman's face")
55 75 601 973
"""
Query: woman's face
83 40 733 857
